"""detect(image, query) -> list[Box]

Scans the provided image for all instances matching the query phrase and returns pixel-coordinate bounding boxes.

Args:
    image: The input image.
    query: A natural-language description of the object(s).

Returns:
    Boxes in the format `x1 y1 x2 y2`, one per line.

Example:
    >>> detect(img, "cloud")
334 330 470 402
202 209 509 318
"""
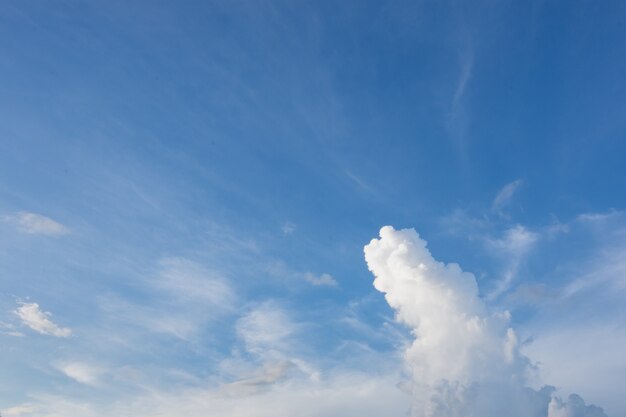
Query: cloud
55 362 103 386
223 360 297 396
304 272 338 287
486 225 539 299
364 226 606 417
1 404 37 417
0 321 25 337
14 302 72 337
19 372 410 417
265 261 339 287
236 303 297 357
155 258 235 308
493 179 524 212
281 222 296 236
576 210 623 224
345 170 374 193
97 295 200 341
4 212 69 236
549 395 608 417
525 323 626 417
446 46 474 157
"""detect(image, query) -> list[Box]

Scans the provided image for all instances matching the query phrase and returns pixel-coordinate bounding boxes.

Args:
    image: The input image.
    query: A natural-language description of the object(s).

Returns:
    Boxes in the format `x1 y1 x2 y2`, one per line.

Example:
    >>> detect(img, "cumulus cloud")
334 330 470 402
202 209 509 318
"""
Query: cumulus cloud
14 302 72 337
4 212 69 236
304 272 338 287
549 395 609 417
364 226 606 417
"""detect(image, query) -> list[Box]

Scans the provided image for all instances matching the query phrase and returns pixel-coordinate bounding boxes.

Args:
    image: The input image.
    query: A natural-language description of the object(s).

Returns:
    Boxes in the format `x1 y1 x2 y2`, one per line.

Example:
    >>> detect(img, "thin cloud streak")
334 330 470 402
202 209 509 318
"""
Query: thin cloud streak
4 212 70 236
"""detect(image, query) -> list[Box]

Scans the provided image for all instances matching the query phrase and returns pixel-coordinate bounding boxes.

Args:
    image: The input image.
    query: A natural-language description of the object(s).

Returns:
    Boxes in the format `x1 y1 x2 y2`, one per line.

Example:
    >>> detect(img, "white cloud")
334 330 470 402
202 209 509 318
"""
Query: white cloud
345 170 374 193
18 372 410 417
55 362 103 386
0 321 24 337
576 210 623 224
488 224 538 255
486 225 539 299
364 226 606 417
4 212 69 236
1 404 37 416
492 179 524 211
304 272 338 287
155 258 235 308
236 303 297 357
14 302 71 337
525 324 626 417
97 295 199 341
548 395 610 417
281 222 296 236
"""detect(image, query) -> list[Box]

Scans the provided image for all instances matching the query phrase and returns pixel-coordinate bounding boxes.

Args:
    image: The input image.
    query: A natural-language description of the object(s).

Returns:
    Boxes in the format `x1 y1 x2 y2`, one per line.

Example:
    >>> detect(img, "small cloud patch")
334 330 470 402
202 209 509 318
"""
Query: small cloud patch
14 302 72 337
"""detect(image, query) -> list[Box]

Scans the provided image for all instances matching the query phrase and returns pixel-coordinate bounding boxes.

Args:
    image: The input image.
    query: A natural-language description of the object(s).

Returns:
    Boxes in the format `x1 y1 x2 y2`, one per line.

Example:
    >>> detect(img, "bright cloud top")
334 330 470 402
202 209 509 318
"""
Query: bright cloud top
364 226 606 417
14 302 72 338
5 212 69 236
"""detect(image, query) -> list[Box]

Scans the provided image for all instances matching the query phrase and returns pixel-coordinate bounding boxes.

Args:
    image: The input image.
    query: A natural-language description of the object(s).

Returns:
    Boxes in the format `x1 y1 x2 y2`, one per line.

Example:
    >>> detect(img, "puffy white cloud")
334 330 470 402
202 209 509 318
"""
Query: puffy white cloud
304 272 338 287
14 302 71 337
364 226 606 417
4 212 69 236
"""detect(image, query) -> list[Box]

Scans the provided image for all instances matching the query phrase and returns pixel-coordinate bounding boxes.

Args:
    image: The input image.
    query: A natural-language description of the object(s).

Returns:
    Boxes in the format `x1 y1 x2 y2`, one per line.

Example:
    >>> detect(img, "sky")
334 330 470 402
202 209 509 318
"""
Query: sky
1 1 626 416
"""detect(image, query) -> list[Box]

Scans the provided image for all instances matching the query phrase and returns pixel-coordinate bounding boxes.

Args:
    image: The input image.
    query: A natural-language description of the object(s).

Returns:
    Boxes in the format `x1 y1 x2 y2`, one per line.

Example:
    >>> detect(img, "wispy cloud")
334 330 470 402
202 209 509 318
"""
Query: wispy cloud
265 260 339 288
576 209 623 224
492 179 524 212
236 303 297 357
1 404 37 417
55 362 103 386
0 321 25 337
446 46 474 158
486 225 539 299
21 371 408 417
281 222 296 236
4 212 69 236
304 272 338 287
155 258 236 308
345 170 374 193
14 302 72 337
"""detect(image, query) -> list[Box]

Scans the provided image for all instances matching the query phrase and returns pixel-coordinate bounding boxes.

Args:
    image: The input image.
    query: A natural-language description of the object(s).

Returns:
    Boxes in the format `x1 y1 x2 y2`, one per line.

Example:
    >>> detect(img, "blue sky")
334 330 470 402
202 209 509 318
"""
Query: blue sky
1 1 625 416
